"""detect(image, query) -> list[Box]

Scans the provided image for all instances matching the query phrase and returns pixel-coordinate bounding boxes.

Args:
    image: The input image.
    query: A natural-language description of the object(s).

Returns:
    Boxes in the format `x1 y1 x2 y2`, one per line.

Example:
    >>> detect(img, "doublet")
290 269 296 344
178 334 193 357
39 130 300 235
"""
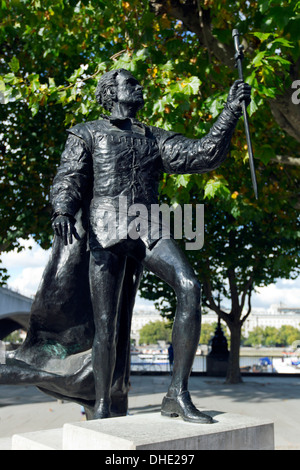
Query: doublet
51 108 239 249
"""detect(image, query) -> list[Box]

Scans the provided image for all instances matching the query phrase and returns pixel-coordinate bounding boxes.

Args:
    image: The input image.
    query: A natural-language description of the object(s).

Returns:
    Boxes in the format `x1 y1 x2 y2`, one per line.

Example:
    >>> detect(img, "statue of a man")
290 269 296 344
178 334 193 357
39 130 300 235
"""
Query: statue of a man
51 68 251 423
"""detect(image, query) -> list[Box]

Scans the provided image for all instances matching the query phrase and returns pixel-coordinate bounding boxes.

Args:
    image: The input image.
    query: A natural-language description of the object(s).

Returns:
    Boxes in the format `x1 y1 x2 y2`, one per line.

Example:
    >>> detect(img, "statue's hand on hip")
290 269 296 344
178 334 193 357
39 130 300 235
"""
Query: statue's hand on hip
52 214 81 245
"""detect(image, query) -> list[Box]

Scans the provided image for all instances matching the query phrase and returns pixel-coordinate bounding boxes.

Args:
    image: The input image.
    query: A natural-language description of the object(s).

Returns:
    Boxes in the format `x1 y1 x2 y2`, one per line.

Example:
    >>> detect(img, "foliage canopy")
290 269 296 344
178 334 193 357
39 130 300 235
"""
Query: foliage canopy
139 320 172 345
243 324 300 347
0 0 299 260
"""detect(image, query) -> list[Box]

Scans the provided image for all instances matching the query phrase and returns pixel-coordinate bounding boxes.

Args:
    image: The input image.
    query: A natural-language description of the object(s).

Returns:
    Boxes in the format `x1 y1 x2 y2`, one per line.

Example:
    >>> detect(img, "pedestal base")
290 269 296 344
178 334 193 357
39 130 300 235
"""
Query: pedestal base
12 411 274 450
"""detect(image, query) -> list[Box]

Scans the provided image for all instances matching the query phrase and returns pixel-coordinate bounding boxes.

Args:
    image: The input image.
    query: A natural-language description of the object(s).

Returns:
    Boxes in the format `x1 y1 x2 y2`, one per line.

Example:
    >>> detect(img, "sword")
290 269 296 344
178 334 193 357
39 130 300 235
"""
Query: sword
232 28 258 199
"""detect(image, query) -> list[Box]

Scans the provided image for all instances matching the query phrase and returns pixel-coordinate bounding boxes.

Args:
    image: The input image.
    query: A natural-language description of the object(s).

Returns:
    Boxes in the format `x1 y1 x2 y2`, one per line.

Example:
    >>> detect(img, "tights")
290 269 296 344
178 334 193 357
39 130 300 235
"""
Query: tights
89 238 201 417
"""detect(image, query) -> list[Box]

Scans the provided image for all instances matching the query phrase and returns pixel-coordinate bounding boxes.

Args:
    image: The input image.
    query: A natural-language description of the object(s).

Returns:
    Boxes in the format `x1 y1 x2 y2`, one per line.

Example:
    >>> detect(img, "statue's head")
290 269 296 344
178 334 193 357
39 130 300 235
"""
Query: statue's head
95 69 144 113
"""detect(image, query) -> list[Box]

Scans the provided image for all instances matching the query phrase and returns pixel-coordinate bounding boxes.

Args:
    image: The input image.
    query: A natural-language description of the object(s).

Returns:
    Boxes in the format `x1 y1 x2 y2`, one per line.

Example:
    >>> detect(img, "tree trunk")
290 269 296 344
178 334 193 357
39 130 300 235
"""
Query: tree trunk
226 322 242 384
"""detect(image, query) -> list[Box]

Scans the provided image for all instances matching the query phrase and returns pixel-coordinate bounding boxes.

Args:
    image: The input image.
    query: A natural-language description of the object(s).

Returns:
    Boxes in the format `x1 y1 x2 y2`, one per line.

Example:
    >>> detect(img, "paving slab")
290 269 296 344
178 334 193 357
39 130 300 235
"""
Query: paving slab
1 375 299 450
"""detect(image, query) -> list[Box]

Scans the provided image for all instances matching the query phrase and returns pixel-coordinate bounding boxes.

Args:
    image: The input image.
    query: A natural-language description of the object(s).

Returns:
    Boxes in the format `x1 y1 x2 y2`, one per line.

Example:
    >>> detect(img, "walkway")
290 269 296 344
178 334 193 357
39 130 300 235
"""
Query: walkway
0 375 299 450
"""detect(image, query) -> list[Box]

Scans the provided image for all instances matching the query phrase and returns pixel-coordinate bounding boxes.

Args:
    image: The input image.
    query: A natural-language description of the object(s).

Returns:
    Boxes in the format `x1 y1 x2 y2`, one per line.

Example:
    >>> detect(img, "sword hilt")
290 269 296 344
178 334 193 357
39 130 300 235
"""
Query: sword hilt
232 29 240 51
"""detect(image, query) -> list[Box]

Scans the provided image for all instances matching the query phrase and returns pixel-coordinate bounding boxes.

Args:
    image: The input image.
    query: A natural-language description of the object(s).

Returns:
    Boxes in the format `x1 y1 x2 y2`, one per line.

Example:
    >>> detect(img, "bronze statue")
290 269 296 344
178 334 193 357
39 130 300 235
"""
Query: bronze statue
0 69 251 424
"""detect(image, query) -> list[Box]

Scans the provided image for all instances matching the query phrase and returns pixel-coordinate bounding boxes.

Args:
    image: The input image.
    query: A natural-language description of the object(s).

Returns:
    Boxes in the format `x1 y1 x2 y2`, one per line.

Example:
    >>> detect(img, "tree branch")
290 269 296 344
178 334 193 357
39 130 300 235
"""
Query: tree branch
227 267 240 315
271 155 300 166
202 277 219 313
149 0 235 67
240 277 254 312
241 284 253 325
202 276 232 325
269 57 300 144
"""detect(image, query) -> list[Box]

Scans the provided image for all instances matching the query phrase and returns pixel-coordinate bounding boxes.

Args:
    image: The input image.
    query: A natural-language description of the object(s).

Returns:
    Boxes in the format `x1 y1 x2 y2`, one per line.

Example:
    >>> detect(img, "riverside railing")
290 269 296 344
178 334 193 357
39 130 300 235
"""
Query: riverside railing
130 353 300 375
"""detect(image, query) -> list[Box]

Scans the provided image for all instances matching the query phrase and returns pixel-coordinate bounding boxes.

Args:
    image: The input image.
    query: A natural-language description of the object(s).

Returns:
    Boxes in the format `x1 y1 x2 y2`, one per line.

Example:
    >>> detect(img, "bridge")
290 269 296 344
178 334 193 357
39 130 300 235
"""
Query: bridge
0 286 32 340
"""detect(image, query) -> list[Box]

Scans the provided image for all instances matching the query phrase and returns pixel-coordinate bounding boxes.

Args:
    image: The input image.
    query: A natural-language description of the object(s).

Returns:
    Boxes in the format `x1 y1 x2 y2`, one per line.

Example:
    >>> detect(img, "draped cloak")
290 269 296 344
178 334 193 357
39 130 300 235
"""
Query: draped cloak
0 208 143 415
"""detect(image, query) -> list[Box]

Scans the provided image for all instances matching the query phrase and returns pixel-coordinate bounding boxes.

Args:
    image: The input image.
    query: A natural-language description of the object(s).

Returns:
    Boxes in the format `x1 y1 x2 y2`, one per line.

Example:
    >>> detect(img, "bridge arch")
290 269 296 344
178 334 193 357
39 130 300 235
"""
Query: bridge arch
0 286 32 340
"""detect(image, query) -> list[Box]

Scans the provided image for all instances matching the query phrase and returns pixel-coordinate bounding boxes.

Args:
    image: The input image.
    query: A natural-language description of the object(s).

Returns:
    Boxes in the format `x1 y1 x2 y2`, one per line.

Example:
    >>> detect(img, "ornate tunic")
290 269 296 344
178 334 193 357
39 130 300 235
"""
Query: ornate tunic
51 107 239 249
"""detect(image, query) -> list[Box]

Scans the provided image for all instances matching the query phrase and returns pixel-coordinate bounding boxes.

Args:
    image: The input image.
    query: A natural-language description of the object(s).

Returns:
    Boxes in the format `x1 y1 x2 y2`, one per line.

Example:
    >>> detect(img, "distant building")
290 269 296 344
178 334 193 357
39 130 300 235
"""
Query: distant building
131 303 300 346
202 304 300 337
131 306 163 345
243 304 300 336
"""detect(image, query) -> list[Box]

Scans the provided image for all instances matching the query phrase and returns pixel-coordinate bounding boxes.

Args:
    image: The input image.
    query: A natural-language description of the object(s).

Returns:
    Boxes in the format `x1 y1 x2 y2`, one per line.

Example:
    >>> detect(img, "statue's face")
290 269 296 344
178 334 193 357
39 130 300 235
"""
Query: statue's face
115 70 144 111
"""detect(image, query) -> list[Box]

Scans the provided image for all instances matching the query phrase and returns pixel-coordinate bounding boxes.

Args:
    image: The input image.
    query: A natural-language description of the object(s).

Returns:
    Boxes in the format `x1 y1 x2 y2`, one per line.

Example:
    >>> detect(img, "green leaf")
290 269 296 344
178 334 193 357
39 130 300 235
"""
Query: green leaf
2 73 17 84
204 178 230 199
80 102 88 114
161 61 174 72
249 98 258 117
258 1 270 14
67 65 87 83
48 77 56 90
8 56 20 73
175 174 191 188
30 101 39 116
207 96 225 118
181 76 201 95
136 48 149 60
255 144 276 165
267 56 291 66
251 32 273 41
252 51 267 67
30 77 40 92
271 38 294 48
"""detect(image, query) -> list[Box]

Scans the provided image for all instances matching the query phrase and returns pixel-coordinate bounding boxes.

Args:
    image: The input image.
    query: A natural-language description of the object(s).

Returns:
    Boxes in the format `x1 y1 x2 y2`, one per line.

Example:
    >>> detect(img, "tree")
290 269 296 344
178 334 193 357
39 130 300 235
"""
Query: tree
139 320 172 345
243 326 266 347
243 325 300 347
0 0 299 382
277 325 300 346
2 329 24 345
200 322 217 345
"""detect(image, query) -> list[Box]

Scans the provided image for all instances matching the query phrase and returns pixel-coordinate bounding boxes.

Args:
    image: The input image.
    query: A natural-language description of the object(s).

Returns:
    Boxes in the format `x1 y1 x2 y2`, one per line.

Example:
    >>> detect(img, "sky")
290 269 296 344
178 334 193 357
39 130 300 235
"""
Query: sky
1 237 299 311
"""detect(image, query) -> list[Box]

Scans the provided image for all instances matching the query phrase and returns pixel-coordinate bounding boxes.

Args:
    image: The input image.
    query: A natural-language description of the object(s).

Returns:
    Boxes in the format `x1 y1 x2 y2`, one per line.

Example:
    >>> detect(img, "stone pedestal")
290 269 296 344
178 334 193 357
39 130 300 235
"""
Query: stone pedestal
12 412 274 451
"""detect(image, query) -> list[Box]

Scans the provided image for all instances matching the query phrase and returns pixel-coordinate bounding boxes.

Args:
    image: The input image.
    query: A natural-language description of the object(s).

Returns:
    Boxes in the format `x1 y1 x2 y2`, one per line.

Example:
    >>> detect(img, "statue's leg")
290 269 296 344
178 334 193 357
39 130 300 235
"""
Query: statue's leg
111 257 143 416
89 249 126 419
142 238 213 424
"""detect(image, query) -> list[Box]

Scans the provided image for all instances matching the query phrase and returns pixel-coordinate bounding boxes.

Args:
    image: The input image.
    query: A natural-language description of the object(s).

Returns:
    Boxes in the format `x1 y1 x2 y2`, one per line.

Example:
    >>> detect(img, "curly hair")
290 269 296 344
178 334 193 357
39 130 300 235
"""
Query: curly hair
95 69 128 112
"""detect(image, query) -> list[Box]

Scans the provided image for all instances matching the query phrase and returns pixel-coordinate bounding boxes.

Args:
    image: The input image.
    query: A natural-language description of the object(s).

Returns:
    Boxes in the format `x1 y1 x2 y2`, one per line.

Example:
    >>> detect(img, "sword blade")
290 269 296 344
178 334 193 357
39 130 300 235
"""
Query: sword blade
242 101 258 199
232 28 258 199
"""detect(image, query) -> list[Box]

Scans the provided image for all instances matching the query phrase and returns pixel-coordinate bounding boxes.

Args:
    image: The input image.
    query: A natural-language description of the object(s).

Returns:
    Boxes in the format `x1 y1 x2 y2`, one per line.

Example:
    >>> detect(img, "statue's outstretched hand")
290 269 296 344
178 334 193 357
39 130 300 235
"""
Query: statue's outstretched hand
52 215 81 245
226 79 251 115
